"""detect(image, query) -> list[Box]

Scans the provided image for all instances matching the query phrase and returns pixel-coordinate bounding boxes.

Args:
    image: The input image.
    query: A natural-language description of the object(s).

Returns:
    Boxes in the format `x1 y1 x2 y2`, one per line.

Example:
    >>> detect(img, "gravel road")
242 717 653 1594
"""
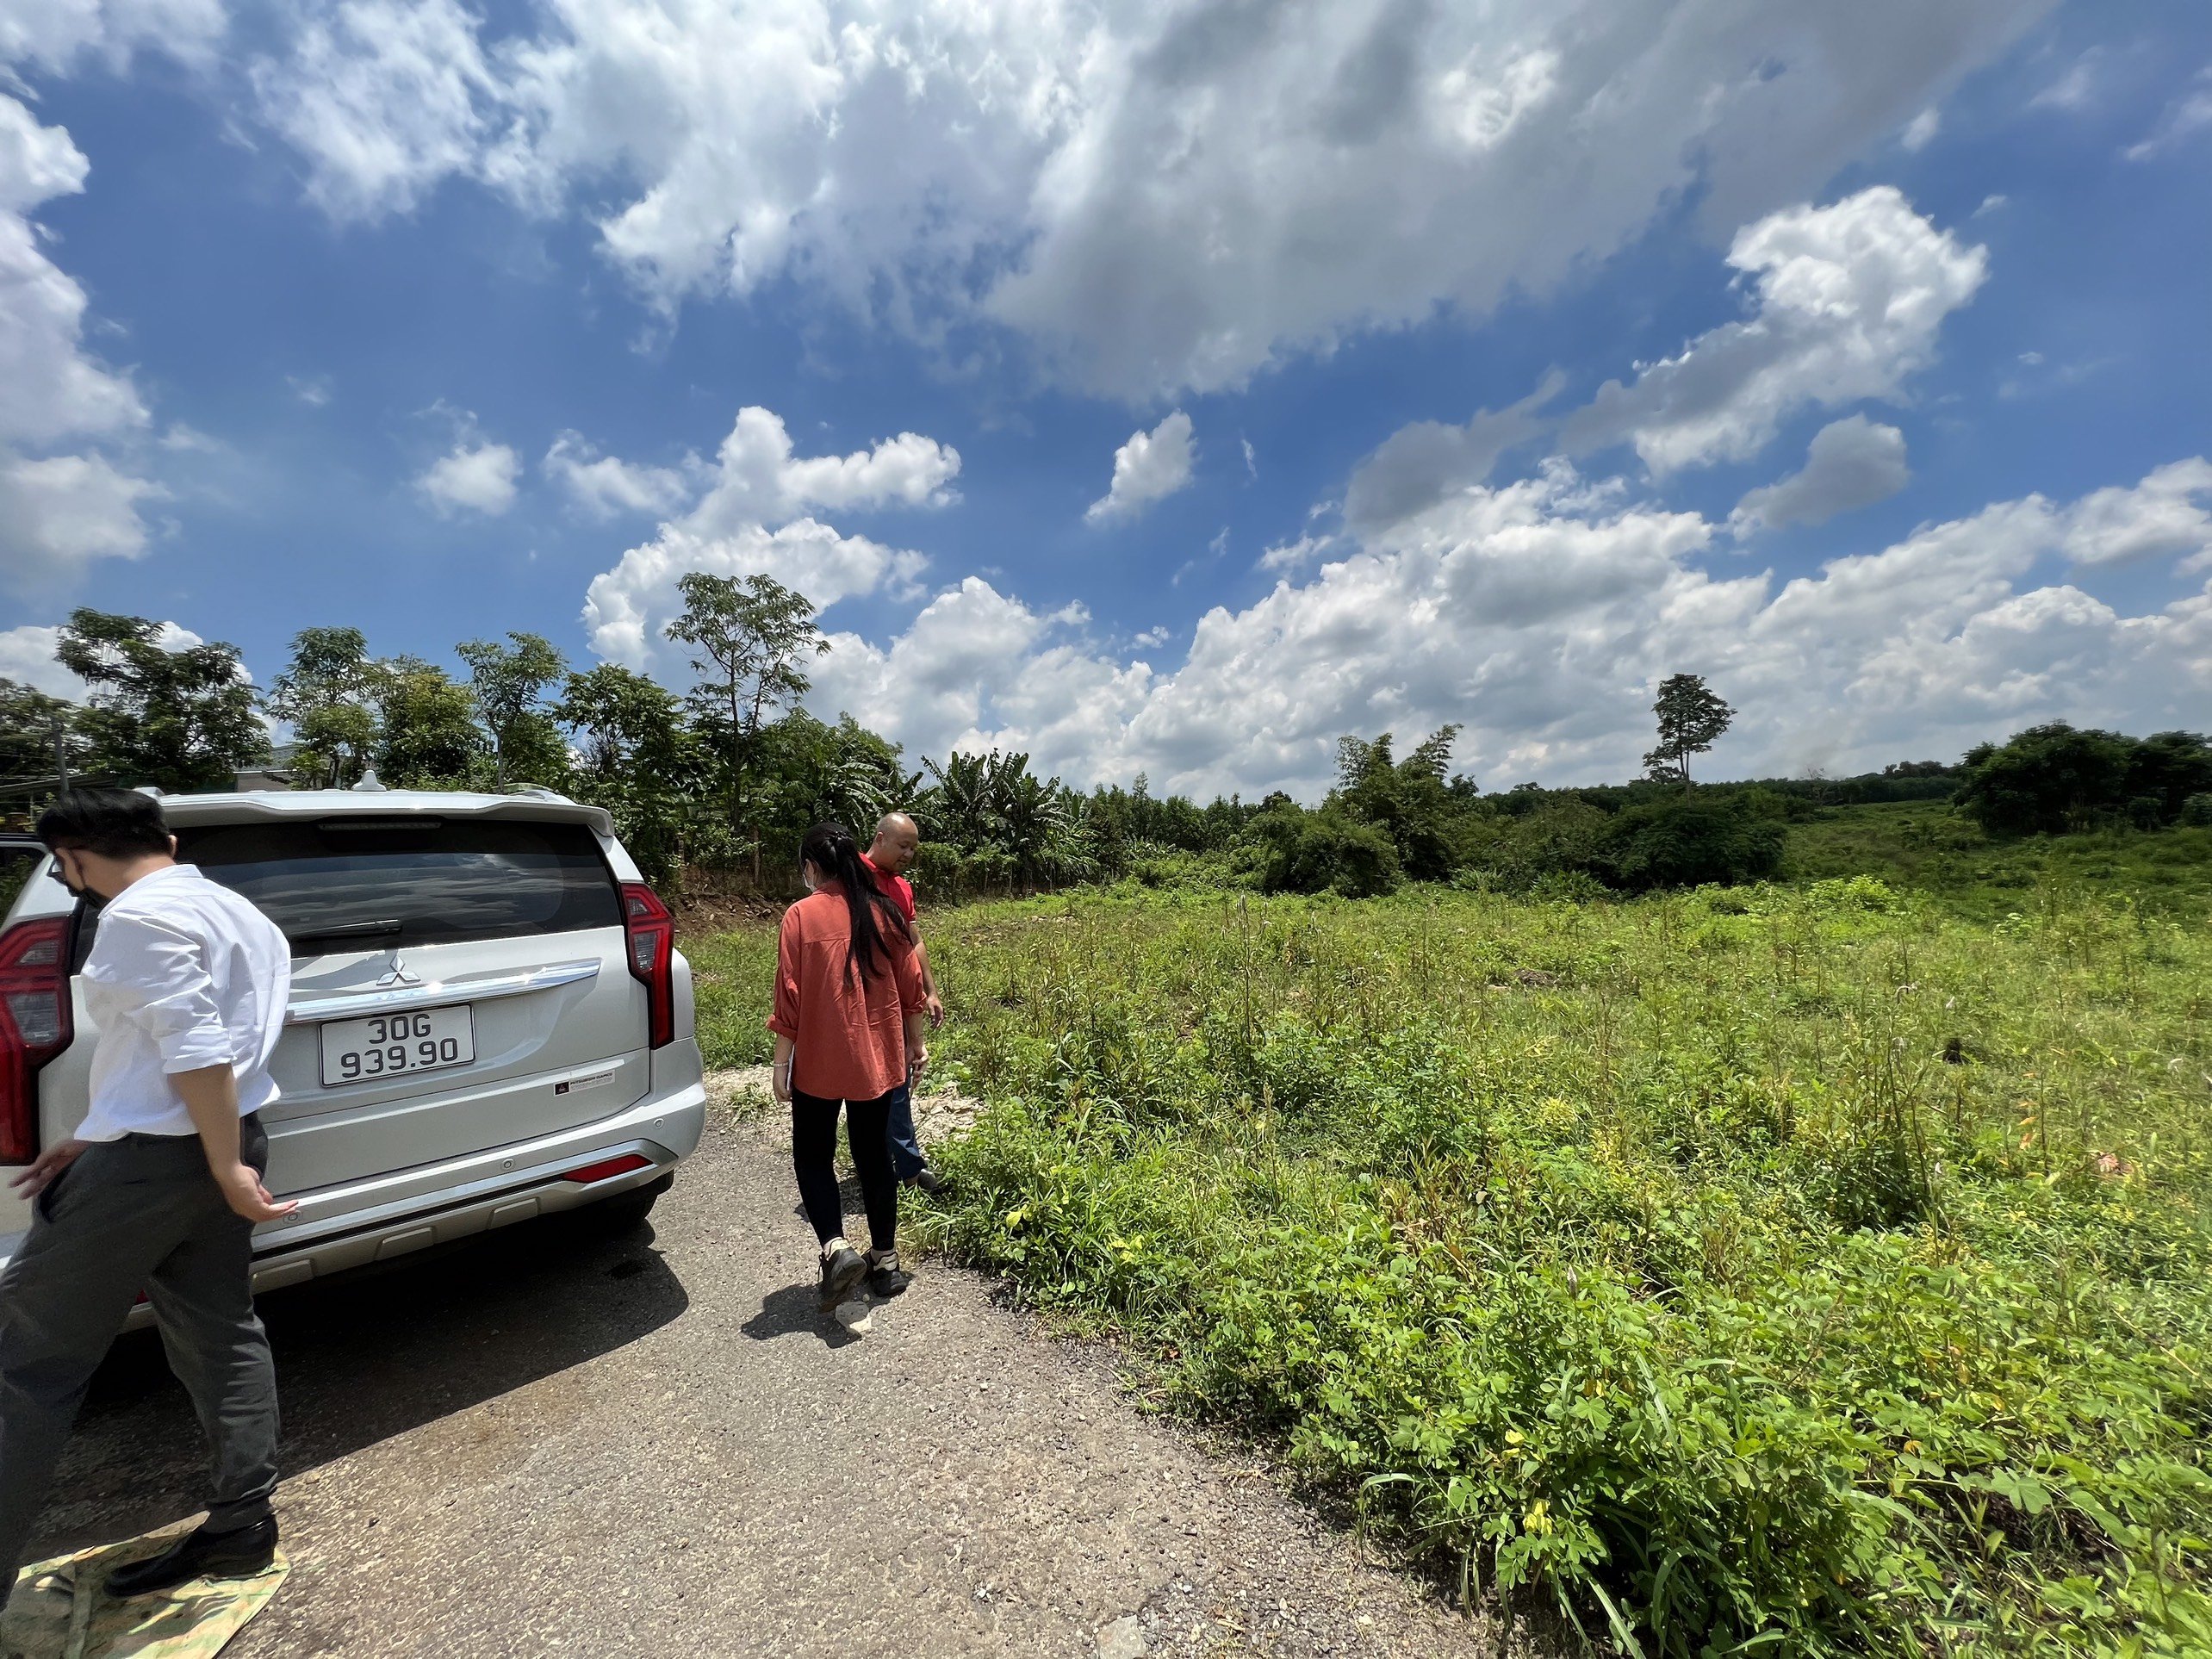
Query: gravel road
26 1080 1516 1657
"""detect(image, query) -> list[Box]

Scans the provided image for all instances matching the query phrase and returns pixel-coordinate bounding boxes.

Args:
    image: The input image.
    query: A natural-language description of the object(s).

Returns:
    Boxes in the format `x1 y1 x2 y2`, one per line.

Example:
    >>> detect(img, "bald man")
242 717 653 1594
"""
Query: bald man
861 813 948 1193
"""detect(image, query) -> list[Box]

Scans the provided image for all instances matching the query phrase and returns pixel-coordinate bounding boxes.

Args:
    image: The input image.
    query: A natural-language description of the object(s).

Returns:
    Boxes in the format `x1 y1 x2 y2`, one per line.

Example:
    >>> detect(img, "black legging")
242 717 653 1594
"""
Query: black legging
790 1085 898 1252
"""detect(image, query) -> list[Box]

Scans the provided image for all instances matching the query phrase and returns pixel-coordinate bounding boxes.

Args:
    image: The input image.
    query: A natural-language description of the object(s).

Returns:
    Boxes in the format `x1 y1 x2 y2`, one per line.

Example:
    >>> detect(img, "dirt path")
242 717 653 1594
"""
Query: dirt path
29 1077 1505 1657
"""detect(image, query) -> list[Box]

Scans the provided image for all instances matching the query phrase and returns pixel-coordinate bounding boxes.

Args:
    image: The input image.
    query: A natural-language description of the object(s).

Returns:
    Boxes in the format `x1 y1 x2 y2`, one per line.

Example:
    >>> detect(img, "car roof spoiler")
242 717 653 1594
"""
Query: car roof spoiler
158 792 617 841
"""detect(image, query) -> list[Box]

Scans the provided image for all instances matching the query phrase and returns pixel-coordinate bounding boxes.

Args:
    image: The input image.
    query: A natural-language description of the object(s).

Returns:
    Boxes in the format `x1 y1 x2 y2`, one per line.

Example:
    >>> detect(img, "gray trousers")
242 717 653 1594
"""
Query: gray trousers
0 1117 278 1588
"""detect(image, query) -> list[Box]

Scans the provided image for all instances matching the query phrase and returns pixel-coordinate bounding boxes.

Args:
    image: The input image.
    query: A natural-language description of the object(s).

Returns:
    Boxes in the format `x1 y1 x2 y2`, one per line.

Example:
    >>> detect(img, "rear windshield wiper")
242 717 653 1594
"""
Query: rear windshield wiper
288 919 406 947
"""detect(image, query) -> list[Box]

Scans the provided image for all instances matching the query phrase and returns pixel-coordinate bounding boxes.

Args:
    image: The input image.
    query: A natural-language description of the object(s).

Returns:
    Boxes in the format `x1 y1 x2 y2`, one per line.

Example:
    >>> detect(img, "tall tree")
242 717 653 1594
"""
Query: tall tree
1643 674 1733 789
57 610 268 793
457 631 568 786
664 572 826 871
266 626 380 787
558 663 696 885
0 679 86 791
372 657 485 786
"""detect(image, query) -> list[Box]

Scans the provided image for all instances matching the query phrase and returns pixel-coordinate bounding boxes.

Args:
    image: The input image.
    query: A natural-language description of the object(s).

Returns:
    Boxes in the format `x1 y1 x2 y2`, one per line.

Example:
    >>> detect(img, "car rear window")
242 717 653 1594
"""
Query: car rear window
174 817 623 949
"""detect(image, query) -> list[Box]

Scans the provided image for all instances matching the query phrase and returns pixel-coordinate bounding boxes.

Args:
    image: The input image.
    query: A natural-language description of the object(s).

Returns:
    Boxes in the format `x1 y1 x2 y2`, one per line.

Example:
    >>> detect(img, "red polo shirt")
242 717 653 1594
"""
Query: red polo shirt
860 852 917 923
767 882 924 1102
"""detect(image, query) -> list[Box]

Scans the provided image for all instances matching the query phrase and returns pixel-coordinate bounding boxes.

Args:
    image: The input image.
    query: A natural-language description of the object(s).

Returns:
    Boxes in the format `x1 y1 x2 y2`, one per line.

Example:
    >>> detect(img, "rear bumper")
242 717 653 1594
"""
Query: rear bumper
0 1066 708 1326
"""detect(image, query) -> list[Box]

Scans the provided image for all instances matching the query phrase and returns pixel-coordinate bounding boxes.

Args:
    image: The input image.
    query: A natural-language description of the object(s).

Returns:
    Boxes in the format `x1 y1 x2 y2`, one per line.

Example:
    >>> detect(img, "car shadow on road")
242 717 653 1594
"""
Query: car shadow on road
27 1208 690 1563
739 1282 861 1349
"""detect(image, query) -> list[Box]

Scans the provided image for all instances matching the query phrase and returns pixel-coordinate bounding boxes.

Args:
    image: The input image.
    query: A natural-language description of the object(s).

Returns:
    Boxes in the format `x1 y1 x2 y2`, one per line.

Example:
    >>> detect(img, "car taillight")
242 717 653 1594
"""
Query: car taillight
620 882 674 1050
0 916 72 1165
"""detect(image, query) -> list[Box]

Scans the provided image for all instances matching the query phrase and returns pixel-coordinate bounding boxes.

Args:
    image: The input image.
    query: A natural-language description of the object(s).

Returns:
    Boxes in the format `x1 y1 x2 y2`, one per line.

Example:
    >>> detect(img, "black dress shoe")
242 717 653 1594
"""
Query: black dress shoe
105 1518 278 1597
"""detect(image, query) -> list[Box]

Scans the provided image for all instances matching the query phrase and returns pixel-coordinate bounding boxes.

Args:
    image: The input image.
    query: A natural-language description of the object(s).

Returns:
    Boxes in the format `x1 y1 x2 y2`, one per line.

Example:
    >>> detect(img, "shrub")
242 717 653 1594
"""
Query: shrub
1600 795 1786 890
2178 792 2212 827
1244 806 1402 897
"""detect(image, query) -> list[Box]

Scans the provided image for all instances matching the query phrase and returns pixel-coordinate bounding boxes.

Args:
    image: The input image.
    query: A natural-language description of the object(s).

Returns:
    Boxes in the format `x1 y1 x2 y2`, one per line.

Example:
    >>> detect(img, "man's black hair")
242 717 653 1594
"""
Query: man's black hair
34 788 172 858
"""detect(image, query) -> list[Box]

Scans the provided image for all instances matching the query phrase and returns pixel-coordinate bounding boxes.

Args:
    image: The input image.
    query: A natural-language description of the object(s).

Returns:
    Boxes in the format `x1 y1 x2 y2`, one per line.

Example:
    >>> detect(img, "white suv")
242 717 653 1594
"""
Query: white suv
0 787 706 1308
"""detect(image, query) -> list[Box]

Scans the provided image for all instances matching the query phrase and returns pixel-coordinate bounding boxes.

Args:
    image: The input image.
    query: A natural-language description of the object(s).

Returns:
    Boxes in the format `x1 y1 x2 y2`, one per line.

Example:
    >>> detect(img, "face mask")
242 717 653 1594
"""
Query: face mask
47 855 93 901
802 867 817 893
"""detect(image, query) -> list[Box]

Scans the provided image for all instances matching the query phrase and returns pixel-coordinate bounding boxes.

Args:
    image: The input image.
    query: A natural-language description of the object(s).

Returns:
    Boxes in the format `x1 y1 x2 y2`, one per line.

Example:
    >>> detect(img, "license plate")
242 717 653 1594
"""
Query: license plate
320 1004 475 1087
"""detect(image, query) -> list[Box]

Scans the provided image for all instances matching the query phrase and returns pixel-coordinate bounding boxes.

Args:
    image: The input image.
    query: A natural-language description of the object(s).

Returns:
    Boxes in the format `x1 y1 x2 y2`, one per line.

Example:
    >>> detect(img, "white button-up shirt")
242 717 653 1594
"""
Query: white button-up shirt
77 863 292 1141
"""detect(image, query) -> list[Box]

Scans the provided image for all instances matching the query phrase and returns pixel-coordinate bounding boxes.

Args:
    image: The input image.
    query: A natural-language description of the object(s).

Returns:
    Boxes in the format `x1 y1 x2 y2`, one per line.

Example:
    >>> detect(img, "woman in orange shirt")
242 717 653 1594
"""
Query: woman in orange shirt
769 822 930 1310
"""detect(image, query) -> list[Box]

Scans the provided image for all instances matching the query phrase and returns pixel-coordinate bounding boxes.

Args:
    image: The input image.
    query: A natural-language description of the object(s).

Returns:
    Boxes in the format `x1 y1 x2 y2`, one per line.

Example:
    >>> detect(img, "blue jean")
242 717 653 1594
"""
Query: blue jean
885 1081 926 1180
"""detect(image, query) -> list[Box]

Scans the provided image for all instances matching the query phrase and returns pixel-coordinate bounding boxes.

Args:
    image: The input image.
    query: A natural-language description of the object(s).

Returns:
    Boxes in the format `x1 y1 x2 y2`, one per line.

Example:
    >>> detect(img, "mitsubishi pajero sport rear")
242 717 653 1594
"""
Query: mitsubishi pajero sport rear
0 788 707 1302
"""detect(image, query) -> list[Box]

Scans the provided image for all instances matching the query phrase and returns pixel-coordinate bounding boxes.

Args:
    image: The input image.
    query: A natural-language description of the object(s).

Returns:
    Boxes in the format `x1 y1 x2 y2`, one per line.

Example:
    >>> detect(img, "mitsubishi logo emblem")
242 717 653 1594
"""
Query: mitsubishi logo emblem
376 950 423 989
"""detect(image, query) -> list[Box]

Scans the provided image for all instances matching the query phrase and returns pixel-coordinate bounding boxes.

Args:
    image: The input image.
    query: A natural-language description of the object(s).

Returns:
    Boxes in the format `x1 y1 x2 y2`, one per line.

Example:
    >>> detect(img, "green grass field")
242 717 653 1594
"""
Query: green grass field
683 813 2212 1655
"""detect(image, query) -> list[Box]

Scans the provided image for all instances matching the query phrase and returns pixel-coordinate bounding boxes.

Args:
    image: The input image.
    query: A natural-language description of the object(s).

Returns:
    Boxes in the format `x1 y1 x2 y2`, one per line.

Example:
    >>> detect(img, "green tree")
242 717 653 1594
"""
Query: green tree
0 679 85 790
1954 723 2141 837
665 572 827 873
1643 674 1733 788
457 631 568 787
57 610 268 793
266 626 380 787
372 657 484 786
1333 726 1463 880
558 663 698 885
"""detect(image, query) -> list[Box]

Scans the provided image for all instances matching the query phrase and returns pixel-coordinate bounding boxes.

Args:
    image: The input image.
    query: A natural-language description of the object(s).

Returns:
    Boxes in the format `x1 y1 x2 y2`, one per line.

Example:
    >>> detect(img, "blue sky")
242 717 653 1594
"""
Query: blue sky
3 0 2209 798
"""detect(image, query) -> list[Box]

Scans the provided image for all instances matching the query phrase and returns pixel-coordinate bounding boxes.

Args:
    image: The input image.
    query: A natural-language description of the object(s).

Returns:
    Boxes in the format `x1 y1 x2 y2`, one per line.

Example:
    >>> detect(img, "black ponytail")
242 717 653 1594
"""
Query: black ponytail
800 821 911 983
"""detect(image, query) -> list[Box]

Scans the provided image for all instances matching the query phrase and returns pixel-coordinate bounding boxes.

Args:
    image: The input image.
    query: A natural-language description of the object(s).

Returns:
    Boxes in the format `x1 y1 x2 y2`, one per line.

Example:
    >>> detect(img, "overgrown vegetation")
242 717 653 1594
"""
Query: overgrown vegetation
693 870 2212 1655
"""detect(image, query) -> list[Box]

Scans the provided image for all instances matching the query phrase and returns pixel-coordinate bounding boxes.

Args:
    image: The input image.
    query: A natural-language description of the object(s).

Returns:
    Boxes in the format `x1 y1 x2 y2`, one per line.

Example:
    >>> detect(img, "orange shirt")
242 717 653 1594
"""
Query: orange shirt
859 852 917 924
767 881 924 1102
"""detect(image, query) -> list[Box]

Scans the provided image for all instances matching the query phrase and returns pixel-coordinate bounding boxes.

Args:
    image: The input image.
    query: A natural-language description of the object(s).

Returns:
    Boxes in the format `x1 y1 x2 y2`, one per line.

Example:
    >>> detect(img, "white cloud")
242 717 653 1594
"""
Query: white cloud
580 404 957 669
0 94 159 587
0 449 159 581
544 431 696 519
248 0 498 220
243 0 2051 399
1086 410 1195 525
1343 371 1563 533
1900 109 1941 151
287 373 333 406
2030 53 2100 114
0 619 208 700
2127 68 2212 161
0 0 225 74
2057 458 2212 569
1563 187 1986 473
417 436 519 516
780 457 2212 799
1730 416 1910 536
0 624 79 696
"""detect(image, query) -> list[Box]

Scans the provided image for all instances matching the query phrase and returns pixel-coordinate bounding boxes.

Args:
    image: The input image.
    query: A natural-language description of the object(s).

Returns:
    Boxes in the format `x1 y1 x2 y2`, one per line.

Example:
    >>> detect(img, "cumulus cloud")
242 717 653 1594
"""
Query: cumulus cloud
0 449 160 581
241 0 2050 398
1086 411 1195 525
1730 416 1910 536
581 405 958 669
417 435 519 516
773 457 2212 799
2056 458 2212 569
0 94 160 589
544 431 696 519
1564 187 1986 473
1343 372 1563 534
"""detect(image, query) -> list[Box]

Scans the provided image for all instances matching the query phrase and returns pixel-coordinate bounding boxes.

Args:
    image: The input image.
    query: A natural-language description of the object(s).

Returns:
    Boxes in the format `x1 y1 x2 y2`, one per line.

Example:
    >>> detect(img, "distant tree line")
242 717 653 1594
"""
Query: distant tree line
3 607 2204 902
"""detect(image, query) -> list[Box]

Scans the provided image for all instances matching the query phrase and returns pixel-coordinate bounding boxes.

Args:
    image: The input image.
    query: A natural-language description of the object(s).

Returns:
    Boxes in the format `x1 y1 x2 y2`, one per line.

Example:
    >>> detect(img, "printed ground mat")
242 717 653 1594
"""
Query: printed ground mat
1 1529 288 1659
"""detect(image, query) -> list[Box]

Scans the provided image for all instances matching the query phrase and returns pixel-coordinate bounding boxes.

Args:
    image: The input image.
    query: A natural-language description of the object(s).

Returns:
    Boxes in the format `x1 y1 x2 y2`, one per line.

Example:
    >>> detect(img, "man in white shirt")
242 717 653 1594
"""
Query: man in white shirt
0 789 295 1600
